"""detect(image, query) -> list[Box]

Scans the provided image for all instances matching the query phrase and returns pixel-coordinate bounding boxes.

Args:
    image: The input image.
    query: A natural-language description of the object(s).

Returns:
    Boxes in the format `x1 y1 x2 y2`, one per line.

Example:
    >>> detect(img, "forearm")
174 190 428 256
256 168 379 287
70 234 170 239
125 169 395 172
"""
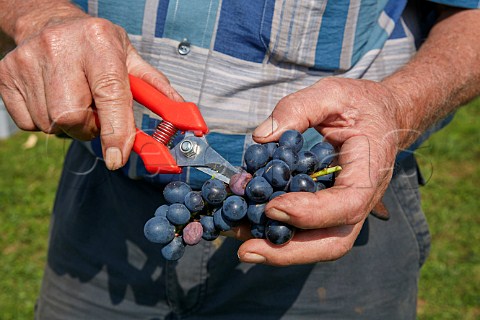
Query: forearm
382 8 480 150
0 0 87 43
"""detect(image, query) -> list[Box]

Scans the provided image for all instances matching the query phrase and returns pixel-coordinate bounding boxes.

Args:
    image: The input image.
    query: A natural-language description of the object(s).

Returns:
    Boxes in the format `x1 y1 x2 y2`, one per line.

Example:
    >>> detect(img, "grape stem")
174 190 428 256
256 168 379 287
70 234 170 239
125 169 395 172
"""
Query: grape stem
310 165 342 181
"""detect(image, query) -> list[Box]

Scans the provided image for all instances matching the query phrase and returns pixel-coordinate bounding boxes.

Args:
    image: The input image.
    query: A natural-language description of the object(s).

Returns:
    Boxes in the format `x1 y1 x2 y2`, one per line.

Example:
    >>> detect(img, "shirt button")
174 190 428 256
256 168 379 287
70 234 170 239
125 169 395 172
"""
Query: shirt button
177 39 191 55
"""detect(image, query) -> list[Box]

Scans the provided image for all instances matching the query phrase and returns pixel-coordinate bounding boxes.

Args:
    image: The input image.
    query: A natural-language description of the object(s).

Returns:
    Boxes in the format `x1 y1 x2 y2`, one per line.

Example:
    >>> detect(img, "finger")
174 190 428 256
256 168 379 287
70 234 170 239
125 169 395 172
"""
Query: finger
252 79 343 143
265 135 385 229
126 46 184 102
23 82 56 133
84 30 135 170
44 61 98 140
0 52 50 132
0 86 36 131
238 222 363 266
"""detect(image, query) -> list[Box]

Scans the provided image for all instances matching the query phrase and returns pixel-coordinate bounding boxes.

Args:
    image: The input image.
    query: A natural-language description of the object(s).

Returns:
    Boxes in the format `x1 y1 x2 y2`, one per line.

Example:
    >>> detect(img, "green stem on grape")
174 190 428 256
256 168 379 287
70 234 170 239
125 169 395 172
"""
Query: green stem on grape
310 165 342 181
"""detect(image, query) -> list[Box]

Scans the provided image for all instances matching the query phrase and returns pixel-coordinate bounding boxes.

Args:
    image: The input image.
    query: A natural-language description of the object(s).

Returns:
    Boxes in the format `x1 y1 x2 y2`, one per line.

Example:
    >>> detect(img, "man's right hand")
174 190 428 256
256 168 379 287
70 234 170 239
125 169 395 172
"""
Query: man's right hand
0 5 182 170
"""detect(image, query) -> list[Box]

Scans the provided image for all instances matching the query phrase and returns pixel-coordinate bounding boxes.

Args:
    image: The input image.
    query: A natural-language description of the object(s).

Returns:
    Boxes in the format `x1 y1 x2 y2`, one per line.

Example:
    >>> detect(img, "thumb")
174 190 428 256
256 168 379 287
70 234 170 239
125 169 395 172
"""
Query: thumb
252 79 340 143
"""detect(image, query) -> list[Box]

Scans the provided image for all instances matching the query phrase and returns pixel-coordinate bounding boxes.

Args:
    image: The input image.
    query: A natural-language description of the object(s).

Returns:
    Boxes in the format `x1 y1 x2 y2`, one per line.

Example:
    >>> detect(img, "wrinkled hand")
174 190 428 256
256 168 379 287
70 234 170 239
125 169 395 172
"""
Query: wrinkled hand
0 10 182 169
236 77 402 266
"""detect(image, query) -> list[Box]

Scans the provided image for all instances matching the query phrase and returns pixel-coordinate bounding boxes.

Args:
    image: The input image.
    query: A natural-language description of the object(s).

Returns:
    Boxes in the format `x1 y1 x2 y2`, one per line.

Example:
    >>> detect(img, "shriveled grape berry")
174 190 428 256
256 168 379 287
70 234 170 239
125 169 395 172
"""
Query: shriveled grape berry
229 171 253 196
182 221 204 246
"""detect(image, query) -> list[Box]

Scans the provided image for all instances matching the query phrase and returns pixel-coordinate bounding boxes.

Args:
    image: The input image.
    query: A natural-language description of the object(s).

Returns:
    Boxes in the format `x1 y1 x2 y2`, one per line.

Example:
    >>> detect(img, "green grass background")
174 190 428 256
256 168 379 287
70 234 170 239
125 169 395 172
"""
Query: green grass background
0 100 479 319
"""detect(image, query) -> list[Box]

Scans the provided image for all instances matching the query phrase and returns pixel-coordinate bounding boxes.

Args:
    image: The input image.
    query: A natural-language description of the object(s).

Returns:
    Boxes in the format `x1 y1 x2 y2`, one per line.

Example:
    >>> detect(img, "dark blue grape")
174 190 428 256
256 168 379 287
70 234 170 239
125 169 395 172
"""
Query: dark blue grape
213 208 235 231
279 129 304 153
315 173 335 188
264 142 278 158
184 191 204 212
296 150 319 174
262 159 291 189
244 144 270 173
154 204 169 218
265 220 295 245
143 216 175 244
166 203 191 225
163 181 192 204
161 236 186 261
247 202 266 224
289 173 316 193
200 215 219 241
201 179 227 206
245 176 273 203
222 195 247 222
253 167 266 178
309 141 335 170
269 190 286 201
316 182 327 191
251 223 266 239
273 146 299 171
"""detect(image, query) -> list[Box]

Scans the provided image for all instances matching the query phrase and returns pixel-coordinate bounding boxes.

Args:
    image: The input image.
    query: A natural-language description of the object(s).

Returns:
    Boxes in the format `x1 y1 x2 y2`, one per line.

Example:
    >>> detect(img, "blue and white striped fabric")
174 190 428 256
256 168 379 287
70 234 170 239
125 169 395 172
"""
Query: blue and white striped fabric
74 0 479 188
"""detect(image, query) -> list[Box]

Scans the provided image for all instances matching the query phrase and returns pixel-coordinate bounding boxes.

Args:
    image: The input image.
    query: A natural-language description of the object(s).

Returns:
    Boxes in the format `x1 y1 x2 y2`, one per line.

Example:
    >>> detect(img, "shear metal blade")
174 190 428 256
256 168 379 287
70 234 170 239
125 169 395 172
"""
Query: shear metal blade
171 133 240 183
195 167 232 184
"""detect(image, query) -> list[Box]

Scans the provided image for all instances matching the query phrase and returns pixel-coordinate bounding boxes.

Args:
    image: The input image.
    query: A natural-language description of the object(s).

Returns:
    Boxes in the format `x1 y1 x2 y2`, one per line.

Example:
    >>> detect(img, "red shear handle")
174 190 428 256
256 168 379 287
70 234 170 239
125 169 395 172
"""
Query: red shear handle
129 74 208 135
133 129 182 174
129 74 208 175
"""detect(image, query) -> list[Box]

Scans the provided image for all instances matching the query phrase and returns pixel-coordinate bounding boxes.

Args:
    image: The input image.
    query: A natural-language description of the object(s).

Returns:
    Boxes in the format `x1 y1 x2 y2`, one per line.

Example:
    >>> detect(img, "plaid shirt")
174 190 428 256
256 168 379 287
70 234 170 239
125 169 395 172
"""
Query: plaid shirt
74 0 479 187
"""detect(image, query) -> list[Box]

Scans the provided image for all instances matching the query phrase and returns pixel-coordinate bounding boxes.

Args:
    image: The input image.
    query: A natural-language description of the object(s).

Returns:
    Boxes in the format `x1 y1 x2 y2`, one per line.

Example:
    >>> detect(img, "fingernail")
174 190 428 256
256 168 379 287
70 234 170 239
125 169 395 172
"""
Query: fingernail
243 252 266 264
253 117 278 138
268 208 290 222
105 147 123 170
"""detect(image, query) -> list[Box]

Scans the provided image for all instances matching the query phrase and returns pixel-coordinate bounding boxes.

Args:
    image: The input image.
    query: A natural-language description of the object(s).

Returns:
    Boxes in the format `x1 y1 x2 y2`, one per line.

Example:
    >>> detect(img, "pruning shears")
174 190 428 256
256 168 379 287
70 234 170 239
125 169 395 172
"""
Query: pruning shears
129 74 239 183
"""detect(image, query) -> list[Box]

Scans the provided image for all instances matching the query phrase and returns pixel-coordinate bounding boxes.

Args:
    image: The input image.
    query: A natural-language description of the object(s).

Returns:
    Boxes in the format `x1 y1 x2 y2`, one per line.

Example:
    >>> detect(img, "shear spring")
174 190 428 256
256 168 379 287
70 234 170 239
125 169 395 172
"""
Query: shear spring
152 120 178 145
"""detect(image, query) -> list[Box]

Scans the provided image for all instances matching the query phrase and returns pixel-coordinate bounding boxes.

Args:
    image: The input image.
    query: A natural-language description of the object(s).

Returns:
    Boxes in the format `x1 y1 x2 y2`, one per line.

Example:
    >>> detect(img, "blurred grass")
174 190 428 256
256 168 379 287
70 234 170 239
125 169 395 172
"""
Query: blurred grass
0 133 70 319
416 98 480 320
0 100 478 319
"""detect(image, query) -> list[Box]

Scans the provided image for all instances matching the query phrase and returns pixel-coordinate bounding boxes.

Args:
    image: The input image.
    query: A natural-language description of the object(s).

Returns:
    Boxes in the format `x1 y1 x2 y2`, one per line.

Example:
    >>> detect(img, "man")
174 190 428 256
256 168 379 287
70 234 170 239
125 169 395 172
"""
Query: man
1 0 479 319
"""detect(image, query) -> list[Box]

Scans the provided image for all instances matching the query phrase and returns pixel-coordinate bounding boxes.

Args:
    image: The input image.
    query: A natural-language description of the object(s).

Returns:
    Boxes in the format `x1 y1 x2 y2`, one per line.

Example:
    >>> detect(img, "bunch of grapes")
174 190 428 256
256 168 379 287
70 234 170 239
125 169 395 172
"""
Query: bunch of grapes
143 129 339 261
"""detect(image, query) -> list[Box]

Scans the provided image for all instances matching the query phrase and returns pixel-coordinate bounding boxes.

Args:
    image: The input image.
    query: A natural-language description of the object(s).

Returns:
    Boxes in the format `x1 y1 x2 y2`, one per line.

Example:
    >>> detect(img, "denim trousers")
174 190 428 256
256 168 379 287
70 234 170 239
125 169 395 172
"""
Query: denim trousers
35 141 430 319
